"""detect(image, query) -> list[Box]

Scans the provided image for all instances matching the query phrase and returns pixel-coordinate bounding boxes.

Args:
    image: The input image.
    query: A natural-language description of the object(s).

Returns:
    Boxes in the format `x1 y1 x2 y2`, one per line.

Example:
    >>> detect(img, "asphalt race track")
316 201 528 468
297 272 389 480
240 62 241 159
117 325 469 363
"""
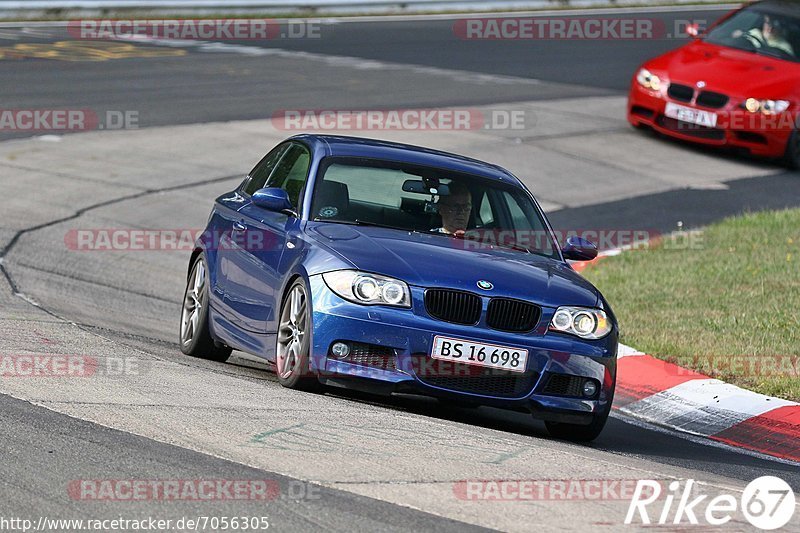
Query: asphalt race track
0 5 799 531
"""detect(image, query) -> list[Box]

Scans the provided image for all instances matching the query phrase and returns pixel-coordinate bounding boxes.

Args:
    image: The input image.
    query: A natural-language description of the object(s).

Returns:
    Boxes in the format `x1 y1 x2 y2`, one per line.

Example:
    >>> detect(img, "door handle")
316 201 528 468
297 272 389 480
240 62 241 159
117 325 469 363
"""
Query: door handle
232 221 246 232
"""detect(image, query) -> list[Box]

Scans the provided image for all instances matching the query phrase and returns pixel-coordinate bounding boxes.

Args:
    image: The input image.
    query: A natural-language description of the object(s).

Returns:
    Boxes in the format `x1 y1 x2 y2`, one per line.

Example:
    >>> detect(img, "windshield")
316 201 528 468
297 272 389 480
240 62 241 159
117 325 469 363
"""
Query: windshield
310 157 560 259
704 5 800 62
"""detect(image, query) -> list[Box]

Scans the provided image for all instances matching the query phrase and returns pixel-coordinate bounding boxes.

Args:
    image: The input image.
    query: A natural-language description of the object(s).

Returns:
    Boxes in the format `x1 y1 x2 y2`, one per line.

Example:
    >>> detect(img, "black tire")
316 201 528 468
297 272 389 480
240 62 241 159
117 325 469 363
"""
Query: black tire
179 255 231 362
275 278 320 391
545 383 615 443
784 130 800 170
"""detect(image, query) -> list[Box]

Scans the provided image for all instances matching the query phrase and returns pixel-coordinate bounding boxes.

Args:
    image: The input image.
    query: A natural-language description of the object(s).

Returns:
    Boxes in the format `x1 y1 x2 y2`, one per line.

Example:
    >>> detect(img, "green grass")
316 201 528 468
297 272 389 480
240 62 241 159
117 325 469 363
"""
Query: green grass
583 208 800 401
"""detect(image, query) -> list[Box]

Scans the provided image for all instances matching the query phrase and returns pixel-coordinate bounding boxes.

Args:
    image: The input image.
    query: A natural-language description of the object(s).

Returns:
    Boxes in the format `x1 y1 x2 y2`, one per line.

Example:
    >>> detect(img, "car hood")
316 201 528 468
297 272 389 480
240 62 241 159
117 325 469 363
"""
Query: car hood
306 222 599 309
646 40 800 98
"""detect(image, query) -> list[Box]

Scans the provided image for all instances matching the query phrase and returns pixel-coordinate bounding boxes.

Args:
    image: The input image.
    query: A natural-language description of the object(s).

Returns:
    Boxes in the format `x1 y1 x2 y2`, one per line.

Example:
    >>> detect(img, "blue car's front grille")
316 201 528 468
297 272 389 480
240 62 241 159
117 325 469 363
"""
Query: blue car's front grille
424 289 481 325
330 342 397 370
540 373 583 397
419 369 538 398
425 289 540 333
412 357 538 398
487 298 540 332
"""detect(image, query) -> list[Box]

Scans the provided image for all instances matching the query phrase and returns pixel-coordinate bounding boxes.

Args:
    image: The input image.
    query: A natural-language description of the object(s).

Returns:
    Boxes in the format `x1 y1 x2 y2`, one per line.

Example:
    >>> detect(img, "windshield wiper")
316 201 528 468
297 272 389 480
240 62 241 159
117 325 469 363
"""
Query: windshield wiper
490 240 532 254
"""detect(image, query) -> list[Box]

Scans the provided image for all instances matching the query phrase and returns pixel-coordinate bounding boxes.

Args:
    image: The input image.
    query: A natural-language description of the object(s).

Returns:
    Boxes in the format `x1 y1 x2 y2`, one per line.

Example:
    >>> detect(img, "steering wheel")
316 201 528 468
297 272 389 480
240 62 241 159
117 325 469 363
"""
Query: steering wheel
731 33 759 51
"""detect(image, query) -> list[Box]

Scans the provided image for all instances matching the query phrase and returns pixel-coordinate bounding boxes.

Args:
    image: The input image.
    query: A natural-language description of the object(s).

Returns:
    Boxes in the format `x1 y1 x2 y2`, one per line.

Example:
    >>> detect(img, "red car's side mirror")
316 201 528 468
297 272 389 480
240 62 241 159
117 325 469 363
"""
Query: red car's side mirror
685 23 700 38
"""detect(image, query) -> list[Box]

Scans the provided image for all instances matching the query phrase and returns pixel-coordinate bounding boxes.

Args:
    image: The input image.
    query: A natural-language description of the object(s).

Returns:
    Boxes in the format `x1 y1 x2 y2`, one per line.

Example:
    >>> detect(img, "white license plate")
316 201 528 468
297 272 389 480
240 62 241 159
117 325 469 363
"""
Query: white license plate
664 102 718 128
431 336 528 373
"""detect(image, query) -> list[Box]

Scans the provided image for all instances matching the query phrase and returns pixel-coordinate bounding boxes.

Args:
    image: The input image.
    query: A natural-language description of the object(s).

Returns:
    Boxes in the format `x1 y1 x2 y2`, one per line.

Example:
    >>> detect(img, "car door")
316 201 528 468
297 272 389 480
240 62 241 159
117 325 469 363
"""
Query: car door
214 143 289 322
221 142 311 333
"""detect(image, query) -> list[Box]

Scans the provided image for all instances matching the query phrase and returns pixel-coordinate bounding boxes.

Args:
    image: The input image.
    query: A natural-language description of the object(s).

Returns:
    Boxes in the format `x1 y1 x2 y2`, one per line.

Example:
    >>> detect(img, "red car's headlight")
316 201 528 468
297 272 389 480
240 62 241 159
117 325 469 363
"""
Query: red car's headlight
635 68 662 91
743 98 790 115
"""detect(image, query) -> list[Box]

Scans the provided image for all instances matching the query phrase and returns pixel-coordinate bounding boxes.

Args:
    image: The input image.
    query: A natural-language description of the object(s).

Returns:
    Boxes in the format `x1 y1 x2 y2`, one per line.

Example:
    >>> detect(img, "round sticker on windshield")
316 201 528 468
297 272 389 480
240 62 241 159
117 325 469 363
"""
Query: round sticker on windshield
318 206 338 218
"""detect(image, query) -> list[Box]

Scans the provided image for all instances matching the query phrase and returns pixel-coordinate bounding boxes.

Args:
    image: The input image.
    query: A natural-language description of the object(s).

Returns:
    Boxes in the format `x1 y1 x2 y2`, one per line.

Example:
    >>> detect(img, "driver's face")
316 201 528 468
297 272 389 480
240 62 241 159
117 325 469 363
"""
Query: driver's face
439 191 472 232
764 17 778 38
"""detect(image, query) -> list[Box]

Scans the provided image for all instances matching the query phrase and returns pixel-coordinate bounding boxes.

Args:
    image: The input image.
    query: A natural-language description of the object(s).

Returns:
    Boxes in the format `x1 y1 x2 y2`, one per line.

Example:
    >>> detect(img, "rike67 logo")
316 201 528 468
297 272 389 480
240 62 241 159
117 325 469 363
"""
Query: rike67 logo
626 476 796 530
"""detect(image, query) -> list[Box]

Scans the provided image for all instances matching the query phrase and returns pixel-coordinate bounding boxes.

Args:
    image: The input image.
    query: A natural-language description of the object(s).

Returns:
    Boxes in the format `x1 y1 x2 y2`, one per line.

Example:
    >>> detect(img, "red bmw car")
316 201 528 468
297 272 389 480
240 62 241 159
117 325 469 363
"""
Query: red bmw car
628 0 800 168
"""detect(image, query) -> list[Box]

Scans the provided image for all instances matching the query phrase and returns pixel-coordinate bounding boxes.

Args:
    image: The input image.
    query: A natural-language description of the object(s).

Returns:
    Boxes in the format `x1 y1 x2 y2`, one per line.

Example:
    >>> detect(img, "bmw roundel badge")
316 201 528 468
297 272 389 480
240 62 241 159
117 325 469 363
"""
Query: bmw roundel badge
477 280 493 290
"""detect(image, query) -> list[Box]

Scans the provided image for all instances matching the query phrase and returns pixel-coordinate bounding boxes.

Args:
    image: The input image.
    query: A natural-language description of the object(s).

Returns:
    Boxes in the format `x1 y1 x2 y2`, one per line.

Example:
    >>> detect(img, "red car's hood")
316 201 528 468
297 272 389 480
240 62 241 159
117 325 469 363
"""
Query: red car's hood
645 40 800 99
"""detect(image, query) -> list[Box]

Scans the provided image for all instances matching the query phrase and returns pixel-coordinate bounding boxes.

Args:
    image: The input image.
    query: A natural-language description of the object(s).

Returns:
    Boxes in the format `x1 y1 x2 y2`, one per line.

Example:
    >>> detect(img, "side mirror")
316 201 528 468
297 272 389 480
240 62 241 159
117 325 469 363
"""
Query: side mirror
562 236 598 262
685 23 700 38
252 187 295 216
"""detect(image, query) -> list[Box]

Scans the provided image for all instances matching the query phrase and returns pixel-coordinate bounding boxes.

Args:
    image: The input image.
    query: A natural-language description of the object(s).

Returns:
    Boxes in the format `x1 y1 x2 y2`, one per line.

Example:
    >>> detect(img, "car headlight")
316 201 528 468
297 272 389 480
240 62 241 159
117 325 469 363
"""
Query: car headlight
549 306 612 340
322 270 411 307
635 68 661 91
743 98 790 115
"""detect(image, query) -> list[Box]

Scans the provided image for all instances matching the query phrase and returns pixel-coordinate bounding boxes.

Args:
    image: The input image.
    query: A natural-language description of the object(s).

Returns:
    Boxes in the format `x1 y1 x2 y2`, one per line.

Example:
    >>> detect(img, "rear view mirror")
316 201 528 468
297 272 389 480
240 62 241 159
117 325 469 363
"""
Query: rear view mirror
562 236 598 262
402 179 450 196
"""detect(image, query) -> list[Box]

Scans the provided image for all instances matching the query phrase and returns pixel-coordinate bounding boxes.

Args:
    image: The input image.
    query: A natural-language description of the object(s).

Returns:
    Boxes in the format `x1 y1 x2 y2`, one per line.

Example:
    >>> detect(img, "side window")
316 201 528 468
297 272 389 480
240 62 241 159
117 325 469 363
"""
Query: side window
477 192 495 226
502 191 534 230
265 144 311 209
243 144 288 195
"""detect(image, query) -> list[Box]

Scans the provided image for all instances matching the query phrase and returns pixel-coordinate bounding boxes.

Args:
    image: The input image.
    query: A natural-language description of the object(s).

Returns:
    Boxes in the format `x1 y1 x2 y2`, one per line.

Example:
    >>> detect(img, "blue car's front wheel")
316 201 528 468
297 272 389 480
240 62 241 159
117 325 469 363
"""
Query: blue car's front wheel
276 278 320 391
179 255 231 362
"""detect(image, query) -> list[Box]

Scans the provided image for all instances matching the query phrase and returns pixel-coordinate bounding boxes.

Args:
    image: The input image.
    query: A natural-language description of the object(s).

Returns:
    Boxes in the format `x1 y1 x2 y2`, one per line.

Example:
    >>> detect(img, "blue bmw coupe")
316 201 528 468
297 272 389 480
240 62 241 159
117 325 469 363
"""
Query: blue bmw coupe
180 134 618 441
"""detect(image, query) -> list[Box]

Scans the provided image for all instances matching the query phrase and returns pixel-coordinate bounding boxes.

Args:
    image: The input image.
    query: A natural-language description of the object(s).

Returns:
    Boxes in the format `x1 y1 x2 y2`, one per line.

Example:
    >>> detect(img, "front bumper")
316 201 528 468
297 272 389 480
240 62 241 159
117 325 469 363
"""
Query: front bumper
307 275 617 424
627 82 793 158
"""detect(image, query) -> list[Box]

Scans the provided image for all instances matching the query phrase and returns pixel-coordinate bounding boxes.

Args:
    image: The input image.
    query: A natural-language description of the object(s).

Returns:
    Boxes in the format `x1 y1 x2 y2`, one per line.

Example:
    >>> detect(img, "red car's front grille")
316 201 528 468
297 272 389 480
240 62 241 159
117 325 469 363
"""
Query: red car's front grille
656 116 725 141
667 83 729 110
696 91 729 109
667 83 694 102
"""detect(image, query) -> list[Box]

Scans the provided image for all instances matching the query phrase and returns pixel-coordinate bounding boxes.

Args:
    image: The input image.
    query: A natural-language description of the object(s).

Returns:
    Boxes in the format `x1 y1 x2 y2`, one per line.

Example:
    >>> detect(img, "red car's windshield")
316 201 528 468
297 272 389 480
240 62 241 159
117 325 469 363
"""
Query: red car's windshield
704 5 800 62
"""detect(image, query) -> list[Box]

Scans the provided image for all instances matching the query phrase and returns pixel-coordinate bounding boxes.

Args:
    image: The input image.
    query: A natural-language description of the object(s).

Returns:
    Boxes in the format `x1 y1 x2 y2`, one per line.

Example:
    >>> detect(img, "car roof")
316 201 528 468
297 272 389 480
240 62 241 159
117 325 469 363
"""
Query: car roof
750 0 800 16
289 134 522 186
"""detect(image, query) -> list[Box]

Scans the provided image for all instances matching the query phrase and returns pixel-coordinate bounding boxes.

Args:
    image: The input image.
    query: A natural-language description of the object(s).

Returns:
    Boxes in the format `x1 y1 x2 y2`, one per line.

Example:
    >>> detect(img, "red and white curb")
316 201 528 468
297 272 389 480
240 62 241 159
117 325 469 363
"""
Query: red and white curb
570 254 800 464
614 345 800 463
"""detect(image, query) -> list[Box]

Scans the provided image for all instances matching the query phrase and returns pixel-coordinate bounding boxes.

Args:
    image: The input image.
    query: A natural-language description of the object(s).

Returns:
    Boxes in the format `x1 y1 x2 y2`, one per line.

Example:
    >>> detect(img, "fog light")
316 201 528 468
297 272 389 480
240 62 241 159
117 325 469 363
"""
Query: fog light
331 342 350 358
582 380 598 398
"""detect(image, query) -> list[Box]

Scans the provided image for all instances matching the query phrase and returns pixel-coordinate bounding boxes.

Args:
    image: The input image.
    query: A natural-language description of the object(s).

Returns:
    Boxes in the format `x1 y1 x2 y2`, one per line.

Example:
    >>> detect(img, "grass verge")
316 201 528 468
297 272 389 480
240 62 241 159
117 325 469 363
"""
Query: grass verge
583 208 800 401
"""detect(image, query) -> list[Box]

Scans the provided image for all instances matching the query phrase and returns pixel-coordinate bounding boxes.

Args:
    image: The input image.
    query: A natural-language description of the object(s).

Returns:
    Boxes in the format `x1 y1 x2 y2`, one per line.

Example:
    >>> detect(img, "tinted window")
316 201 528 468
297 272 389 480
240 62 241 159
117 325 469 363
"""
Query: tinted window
265 144 311 209
704 6 800 61
244 144 289 195
311 157 558 258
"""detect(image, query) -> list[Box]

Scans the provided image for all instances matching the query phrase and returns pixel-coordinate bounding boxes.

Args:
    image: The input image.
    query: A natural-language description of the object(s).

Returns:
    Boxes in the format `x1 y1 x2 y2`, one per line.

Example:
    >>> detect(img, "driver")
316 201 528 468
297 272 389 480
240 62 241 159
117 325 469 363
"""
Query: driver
734 14 794 56
433 182 472 235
